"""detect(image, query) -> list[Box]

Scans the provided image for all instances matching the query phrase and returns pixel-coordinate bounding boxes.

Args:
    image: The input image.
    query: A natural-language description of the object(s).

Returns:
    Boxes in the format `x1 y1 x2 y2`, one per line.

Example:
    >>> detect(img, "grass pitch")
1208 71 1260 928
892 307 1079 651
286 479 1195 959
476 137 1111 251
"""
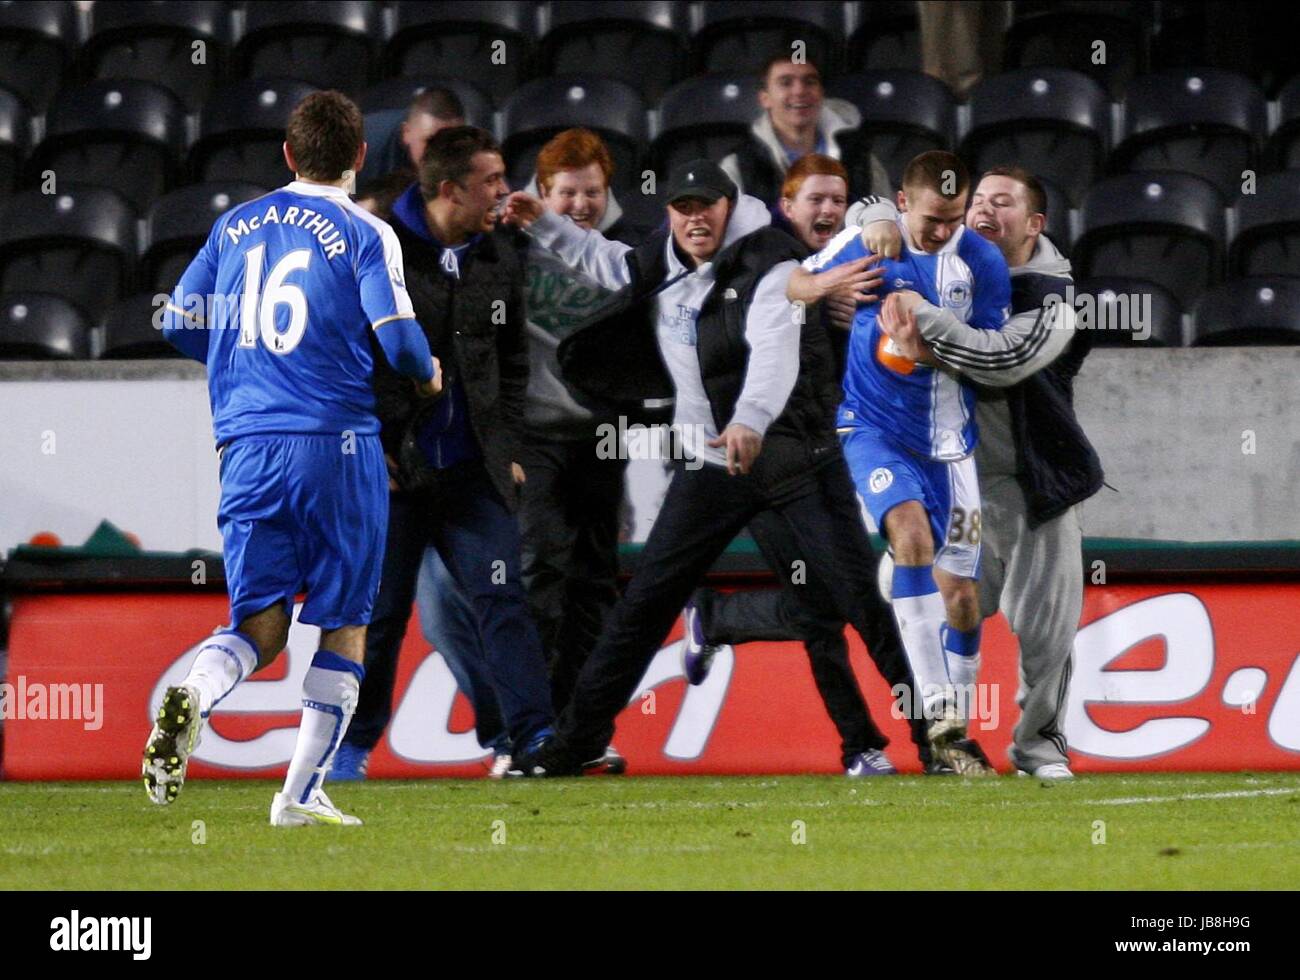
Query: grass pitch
2 773 1297 890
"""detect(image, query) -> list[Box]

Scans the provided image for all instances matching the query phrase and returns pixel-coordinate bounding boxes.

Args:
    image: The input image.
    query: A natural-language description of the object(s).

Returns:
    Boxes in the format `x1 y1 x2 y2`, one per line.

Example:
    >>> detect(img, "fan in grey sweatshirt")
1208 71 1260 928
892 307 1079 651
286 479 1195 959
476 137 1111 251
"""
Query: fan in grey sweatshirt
519 175 626 438
524 194 802 469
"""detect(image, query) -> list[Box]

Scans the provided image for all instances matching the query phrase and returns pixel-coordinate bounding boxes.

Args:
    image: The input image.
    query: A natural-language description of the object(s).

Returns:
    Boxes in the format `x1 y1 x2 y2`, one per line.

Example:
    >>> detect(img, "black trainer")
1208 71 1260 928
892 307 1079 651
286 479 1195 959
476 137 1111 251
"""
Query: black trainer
507 736 586 777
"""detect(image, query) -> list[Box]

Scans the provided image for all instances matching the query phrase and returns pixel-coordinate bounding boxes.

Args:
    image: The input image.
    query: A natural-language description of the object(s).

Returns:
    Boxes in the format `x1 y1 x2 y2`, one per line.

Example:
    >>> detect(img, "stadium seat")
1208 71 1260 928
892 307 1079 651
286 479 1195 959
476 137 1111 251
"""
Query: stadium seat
358 76 493 128
691 2 843 76
31 81 187 213
1266 75 1300 171
79 1 232 112
501 76 647 197
1035 175 1074 257
539 2 687 104
1230 171 1300 278
101 293 184 359
191 78 319 190
828 71 956 189
649 74 758 181
388 2 537 104
1004 0 1151 99
142 182 268 294
1190 277 1300 346
1074 172 1225 310
0 186 137 323
0 87 28 201
1109 69 1267 198
845 1 920 72
960 69 1109 209
1071 276 1185 347
0 293 91 360
234 1 380 96
1152 2 1300 96
0 0 76 112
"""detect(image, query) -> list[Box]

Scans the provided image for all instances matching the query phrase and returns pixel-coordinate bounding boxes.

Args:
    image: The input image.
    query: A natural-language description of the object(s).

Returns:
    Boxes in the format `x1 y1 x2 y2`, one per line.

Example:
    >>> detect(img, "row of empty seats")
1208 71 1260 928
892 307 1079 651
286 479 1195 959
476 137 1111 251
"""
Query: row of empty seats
6 1 1293 111
4 275 1298 361
1 163 1295 323
5 66 1300 211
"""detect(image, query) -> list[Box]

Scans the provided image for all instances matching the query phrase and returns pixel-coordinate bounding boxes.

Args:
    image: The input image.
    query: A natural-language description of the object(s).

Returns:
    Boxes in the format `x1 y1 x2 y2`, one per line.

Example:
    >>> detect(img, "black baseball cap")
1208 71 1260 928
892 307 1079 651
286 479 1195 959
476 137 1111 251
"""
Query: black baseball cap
665 159 737 205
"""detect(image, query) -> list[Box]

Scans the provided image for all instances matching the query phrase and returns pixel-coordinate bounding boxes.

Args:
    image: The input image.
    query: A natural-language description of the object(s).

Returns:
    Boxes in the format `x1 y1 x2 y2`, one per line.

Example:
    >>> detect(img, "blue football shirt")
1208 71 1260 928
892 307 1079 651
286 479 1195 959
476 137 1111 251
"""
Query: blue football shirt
162 180 418 445
805 217 1011 460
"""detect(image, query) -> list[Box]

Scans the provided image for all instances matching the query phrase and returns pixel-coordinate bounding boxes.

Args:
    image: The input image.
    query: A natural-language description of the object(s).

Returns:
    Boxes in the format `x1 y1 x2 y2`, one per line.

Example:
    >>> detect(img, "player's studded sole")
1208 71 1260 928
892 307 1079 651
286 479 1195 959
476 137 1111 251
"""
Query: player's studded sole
141 686 200 806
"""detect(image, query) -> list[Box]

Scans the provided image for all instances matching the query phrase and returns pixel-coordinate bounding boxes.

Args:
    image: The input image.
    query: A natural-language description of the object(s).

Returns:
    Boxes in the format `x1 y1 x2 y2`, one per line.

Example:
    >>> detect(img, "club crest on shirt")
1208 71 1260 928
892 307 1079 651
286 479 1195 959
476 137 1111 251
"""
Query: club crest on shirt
869 467 894 493
942 280 971 308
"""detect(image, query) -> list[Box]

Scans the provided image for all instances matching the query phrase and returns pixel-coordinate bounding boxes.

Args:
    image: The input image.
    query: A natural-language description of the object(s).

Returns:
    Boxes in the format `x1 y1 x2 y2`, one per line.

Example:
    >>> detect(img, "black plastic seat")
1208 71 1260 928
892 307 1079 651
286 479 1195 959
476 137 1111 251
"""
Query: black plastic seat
845 1 920 72
1004 0 1152 99
1230 171 1300 278
1267 75 1300 171
142 182 268 293
540 2 687 105
1074 172 1225 310
691 1 843 76
0 0 76 112
388 2 537 105
1191 277 1300 346
80 1 232 112
0 86 28 200
358 76 493 128
961 69 1109 208
192 78 320 189
1110 69 1267 198
0 186 137 323
101 293 185 359
650 74 758 181
0 293 91 359
234 2 379 96
828 71 956 189
501 76 647 197
1034 175 1074 257
31 80 187 212
1071 276 1185 347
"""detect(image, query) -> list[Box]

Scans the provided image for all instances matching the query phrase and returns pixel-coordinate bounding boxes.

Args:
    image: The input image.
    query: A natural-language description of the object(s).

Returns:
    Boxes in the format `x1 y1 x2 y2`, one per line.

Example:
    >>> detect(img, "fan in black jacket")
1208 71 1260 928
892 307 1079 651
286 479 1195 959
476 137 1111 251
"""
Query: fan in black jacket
338 127 556 771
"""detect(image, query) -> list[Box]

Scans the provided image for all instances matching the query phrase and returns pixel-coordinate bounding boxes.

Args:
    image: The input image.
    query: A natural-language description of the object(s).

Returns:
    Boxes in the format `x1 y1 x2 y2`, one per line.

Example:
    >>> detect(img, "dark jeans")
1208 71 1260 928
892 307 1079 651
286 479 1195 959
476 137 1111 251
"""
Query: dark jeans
517 434 627 713
345 462 554 755
415 545 508 755
696 510 932 767
555 456 929 764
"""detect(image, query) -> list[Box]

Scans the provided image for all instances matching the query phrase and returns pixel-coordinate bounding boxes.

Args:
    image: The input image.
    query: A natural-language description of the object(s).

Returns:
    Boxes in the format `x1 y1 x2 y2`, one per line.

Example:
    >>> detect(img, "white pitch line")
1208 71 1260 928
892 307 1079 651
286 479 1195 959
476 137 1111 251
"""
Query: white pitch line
1086 788 1299 806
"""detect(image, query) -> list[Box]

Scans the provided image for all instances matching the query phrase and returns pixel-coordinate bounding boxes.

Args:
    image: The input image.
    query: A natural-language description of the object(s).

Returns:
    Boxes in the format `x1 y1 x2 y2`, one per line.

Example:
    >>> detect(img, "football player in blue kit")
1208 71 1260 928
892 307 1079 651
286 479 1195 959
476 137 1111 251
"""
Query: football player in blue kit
142 92 441 825
802 151 1010 775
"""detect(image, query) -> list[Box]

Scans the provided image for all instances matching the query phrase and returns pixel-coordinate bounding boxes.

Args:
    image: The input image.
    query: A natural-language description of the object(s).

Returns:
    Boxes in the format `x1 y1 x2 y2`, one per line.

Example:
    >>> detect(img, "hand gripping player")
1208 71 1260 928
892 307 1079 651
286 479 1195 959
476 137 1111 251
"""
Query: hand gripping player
142 92 440 826
799 151 1010 775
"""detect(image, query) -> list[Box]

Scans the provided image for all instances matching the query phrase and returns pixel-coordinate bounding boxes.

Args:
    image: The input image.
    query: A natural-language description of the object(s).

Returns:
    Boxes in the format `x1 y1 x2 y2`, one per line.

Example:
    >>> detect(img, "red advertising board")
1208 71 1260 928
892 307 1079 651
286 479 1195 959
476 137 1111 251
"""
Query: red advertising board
3 583 1299 779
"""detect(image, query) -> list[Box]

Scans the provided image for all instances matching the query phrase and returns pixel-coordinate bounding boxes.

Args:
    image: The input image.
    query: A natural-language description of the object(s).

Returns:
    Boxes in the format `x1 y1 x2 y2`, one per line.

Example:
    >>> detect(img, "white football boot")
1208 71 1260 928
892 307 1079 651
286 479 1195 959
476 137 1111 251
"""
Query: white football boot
142 684 203 805
271 788 363 827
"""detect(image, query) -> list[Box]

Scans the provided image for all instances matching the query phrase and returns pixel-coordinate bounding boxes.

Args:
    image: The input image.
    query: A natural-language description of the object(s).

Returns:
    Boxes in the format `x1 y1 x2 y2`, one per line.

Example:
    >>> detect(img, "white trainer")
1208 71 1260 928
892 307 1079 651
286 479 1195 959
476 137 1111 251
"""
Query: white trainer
142 684 203 805
488 753 513 779
1022 763 1074 781
271 789 363 827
